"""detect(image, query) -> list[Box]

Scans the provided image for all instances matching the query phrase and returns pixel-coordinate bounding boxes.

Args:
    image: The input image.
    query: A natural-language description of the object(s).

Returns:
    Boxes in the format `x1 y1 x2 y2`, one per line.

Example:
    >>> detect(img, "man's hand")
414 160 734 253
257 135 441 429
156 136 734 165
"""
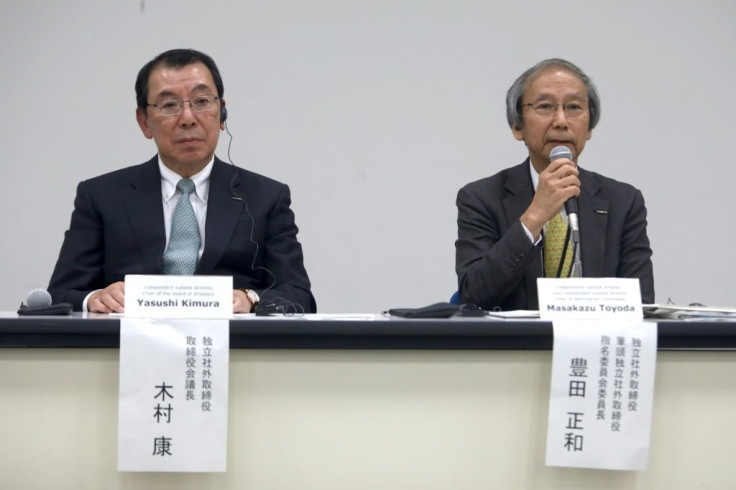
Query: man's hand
521 158 580 240
89 285 255 314
88 281 125 313
233 289 255 314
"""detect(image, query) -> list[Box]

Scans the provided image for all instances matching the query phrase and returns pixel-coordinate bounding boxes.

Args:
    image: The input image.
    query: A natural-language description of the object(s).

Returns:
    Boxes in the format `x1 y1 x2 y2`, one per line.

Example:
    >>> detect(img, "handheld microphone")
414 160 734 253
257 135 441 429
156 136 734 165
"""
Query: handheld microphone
18 289 73 316
549 145 579 239
549 145 583 277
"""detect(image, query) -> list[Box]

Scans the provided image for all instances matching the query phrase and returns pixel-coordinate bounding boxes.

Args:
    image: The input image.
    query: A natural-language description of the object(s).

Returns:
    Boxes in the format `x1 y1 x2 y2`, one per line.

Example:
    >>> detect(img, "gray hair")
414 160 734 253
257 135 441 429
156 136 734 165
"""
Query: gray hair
506 58 601 131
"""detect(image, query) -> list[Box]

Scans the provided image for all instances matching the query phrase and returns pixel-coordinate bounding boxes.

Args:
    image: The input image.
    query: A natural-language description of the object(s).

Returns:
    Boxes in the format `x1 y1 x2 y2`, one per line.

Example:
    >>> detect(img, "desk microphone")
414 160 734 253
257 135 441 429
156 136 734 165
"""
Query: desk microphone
18 288 73 316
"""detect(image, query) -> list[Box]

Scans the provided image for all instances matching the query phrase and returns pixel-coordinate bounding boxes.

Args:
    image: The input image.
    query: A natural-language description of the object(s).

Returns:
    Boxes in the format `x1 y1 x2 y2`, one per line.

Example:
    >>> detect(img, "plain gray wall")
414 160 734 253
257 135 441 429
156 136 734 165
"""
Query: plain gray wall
1 0 734 313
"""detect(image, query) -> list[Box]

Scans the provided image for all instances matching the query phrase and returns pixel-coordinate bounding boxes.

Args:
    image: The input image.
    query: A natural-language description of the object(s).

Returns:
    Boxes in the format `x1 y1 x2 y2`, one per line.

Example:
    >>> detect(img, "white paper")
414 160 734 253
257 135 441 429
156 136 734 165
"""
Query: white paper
231 313 380 320
545 320 657 470
644 304 736 320
485 310 540 319
118 318 229 472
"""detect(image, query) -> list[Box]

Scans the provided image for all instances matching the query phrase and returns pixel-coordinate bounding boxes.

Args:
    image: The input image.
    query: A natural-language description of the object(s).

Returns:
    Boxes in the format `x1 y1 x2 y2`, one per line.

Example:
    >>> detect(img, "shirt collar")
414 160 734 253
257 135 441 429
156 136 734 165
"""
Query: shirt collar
159 156 214 203
529 159 539 192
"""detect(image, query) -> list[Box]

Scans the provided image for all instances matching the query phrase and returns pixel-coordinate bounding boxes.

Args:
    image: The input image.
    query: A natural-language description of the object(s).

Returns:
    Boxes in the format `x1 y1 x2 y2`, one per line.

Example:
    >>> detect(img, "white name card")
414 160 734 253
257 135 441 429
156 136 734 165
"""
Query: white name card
545 320 658 470
538 278 643 321
118 318 230 472
125 275 232 319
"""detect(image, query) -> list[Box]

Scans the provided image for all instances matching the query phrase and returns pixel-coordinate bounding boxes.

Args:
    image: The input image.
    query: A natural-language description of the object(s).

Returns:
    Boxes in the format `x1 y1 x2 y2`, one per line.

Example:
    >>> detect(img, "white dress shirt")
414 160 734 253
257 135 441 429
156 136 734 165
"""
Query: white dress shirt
158 156 213 260
82 156 215 311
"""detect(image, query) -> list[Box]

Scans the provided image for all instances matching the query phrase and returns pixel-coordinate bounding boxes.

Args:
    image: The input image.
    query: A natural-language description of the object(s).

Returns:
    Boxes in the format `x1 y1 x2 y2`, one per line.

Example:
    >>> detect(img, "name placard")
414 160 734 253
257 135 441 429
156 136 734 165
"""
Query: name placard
545 320 657 470
118 318 229 472
125 275 233 318
538 278 643 321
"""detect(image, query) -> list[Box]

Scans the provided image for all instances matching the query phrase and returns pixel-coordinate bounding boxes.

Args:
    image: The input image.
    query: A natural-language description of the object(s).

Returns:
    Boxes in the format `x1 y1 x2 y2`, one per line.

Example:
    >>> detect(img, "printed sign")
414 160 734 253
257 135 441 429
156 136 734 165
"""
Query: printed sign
538 278 643 321
124 275 232 318
118 318 230 472
545 320 657 470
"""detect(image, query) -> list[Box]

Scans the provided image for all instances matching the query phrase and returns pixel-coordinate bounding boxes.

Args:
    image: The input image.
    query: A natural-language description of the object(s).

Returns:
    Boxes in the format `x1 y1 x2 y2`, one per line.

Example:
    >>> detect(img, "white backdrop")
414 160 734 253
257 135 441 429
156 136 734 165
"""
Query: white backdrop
1 0 734 313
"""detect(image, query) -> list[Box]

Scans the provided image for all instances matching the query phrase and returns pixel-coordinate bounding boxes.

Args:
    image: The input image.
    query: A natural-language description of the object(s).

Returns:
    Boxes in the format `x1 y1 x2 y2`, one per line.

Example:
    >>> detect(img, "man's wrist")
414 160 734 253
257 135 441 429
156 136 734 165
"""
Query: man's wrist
520 219 541 245
82 290 100 312
241 289 260 307
520 212 544 243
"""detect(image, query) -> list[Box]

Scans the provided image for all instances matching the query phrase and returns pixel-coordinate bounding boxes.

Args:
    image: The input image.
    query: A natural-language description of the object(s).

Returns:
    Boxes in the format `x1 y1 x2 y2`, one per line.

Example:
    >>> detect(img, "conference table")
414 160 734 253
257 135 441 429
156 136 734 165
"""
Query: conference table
3 311 736 349
1 312 735 489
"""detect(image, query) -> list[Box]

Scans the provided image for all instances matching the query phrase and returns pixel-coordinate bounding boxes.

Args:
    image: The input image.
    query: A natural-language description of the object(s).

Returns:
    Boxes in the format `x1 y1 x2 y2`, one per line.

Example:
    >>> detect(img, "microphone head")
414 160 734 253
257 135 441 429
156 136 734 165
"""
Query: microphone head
26 288 52 308
549 145 574 162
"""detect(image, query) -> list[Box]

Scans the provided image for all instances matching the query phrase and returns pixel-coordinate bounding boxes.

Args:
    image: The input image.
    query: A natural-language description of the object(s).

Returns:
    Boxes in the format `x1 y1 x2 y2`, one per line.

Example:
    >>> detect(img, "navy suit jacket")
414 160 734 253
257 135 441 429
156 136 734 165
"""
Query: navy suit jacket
48 156 316 312
455 160 654 310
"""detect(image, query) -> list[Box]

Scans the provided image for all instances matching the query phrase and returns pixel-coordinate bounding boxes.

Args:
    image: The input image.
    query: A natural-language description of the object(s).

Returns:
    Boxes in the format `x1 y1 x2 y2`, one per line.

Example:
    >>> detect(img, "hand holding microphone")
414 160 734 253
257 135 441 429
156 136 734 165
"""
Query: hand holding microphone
521 145 580 239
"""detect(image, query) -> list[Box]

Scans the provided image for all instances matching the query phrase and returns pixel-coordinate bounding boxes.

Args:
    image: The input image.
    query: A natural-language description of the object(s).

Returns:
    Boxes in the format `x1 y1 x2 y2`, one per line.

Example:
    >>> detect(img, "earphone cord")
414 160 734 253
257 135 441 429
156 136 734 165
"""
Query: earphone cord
223 120 278 298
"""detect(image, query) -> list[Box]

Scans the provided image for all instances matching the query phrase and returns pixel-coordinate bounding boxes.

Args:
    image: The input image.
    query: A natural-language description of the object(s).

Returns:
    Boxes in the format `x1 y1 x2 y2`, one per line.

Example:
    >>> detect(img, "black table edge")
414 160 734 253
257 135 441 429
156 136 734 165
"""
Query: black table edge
1 315 735 351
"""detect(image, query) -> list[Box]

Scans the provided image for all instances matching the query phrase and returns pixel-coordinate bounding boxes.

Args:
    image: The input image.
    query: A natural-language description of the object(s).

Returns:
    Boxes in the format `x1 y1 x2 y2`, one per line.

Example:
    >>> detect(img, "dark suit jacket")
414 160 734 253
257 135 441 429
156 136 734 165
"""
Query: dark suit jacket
455 159 654 310
48 156 316 312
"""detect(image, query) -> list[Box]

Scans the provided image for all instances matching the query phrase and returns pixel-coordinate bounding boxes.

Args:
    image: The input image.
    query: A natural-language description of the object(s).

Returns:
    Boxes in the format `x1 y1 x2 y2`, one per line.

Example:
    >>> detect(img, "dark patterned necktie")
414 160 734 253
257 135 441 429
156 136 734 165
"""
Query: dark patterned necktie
163 179 200 275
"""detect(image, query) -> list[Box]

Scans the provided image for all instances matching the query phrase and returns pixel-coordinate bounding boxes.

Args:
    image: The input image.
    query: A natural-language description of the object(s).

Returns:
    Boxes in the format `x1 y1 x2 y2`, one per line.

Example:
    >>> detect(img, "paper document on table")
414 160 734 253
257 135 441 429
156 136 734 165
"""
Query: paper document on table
643 304 736 320
485 310 540 319
232 313 379 321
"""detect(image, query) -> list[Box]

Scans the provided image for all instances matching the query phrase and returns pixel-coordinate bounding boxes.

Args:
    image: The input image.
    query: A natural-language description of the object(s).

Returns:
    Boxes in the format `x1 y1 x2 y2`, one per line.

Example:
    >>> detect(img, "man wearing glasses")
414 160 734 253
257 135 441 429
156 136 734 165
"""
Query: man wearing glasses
455 58 654 311
48 49 316 314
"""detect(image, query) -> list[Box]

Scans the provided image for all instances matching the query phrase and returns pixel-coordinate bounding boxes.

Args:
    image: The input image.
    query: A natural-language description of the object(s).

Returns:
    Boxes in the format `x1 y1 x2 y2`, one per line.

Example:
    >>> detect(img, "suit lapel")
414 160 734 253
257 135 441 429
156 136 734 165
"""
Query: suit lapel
503 160 542 306
124 157 166 272
578 168 608 277
197 159 245 273
502 161 536 227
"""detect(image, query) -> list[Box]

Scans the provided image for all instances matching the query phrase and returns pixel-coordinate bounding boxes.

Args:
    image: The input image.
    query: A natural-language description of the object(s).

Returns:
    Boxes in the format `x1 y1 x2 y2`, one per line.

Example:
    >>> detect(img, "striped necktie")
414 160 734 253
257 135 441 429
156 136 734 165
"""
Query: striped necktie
544 213 572 278
163 178 200 275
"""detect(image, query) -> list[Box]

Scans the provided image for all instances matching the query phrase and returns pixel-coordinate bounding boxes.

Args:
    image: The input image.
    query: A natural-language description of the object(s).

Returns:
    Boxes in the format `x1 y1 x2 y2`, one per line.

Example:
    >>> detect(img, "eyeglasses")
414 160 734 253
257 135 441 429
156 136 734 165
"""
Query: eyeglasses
147 94 220 116
522 101 587 119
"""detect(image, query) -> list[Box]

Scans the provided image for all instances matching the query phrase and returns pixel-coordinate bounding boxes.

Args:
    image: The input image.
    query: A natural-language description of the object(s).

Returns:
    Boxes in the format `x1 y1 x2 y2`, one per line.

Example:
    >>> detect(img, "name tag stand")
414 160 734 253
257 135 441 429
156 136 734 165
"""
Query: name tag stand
118 275 232 472
539 278 658 471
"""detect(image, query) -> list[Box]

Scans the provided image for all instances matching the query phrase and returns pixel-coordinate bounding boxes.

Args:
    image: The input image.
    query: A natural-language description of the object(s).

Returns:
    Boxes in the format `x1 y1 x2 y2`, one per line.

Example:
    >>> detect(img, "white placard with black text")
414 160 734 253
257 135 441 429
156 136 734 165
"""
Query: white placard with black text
118 318 229 472
124 275 232 319
545 320 657 470
538 278 643 321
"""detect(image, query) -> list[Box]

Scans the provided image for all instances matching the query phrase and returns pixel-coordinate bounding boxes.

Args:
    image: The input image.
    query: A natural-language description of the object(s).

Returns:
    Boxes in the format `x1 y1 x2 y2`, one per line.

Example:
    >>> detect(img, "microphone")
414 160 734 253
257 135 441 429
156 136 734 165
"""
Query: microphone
549 145 583 277
18 289 73 316
26 288 52 308
549 145 579 240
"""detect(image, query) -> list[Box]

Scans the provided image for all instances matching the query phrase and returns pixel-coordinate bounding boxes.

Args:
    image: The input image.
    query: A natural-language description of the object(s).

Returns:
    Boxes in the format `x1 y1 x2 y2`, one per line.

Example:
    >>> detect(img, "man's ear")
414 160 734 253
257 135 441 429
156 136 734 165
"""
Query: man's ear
136 107 154 140
511 125 525 142
220 99 227 131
